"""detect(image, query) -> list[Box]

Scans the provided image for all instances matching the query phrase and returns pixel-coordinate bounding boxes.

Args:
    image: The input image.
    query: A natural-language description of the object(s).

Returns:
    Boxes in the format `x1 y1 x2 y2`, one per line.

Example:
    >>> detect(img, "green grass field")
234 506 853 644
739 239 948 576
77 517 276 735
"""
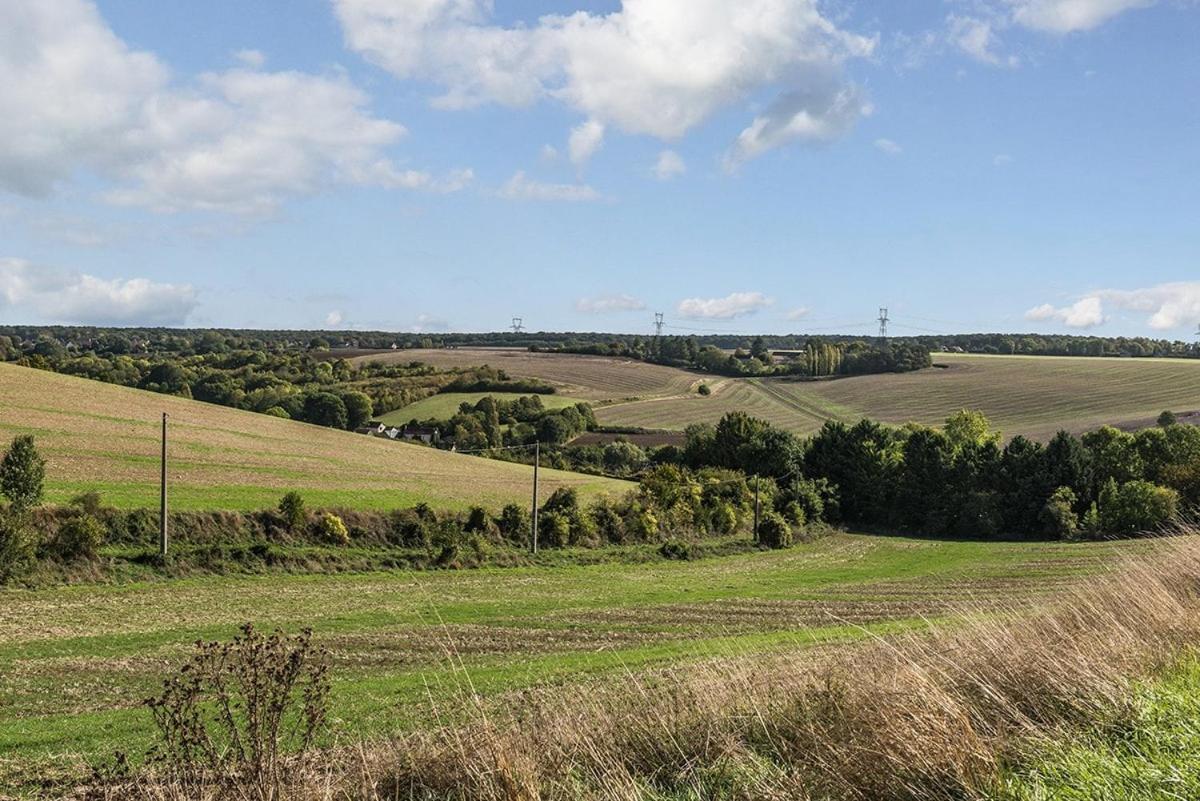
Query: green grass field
0 363 630 512
596 354 1200 440
374 391 581 425
0 533 1138 785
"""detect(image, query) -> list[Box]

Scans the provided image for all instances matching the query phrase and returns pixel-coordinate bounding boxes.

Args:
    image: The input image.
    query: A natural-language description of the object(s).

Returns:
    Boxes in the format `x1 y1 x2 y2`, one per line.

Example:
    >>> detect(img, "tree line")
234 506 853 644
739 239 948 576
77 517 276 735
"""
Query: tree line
0 329 551 432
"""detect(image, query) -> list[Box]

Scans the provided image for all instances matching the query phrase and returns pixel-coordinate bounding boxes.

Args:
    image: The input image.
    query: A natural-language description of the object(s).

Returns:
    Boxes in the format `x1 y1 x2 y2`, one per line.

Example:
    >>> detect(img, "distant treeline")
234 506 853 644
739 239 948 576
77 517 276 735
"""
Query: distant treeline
533 336 931 377
3 326 1196 360
0 328 551 432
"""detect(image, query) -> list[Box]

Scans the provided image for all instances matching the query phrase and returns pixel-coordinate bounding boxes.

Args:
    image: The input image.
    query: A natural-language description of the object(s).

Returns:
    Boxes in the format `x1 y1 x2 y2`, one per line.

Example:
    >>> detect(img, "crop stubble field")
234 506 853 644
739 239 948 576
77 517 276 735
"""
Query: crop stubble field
604 354 1200 439
362 349 1200 440
0 363 630 511
0 533 1141 784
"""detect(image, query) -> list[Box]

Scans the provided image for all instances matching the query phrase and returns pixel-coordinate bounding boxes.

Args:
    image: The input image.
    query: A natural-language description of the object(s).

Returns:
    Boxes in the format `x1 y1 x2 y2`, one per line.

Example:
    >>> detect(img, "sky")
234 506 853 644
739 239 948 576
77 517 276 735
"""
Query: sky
0 0 1197 339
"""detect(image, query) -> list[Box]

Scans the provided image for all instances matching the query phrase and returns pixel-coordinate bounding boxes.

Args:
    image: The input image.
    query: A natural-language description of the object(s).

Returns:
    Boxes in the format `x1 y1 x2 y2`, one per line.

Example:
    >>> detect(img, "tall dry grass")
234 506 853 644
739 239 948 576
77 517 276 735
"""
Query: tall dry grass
88 533 1200 801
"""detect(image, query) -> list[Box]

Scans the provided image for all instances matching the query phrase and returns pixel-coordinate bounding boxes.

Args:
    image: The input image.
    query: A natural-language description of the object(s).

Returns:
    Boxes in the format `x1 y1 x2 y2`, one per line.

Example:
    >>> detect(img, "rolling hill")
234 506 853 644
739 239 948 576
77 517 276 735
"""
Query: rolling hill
0 363 631 511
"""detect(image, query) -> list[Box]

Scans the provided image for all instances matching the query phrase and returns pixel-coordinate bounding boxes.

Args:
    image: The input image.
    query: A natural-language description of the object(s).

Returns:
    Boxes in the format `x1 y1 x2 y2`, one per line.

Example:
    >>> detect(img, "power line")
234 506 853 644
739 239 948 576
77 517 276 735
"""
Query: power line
877 307 889 344
654 312 664 338
510 317 524 334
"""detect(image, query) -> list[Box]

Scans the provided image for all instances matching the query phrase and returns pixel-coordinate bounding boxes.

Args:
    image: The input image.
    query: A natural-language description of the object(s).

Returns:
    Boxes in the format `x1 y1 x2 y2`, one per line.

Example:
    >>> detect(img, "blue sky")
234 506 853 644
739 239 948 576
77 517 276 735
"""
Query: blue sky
0 0 1197 338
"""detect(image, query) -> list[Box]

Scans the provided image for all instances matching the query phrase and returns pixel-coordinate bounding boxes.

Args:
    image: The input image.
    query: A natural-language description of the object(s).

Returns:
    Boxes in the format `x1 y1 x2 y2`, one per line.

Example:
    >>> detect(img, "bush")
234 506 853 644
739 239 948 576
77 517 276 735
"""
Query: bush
1040 486 1080 540
710 501 739 534
0 512 35 582
1 434 45 513
69 491 104 516
589 499 627 544
144 624 330 795
781 501 807 527
537 511 571 549
1098 479 1179 536
278 492 306 531
758 512 793 549
53 514 106 561
697 384 712 396
659 539 692 560
496 503 530 544
1158 410 1178 427
464 506 492 535
317 513 349 545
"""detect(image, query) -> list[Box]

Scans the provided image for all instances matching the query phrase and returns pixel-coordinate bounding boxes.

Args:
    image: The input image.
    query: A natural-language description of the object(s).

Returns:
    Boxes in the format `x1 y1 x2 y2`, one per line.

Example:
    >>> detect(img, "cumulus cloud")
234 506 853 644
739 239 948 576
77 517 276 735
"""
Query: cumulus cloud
948 14 1018 66
0 0 467 214
324 310 345 327
948 0 1159 68
0 257 197 325
874 138 902 155
1025 282 1200 331
652 150 686 181
1009 0 1156 33
567 119 605 167
724 78 870 170
498 171 602 202
677 291 773 320
409 313 449 333
333 0 875 160
575 294 646 314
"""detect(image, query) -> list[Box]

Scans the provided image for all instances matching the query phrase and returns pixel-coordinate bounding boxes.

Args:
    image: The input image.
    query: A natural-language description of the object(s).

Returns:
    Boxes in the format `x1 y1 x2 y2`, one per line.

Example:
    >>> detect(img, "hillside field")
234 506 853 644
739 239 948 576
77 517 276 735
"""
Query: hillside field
0 363 630 511
374 391 581 426
0 533 1141 786
589 353 1200 440
355 348 700 402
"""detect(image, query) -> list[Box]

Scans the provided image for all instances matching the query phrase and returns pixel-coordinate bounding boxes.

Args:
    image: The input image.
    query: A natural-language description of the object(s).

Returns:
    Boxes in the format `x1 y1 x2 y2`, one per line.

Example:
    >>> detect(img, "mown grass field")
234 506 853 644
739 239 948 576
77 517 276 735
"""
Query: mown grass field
0 364 630 512
595 354 1200 440
0 533 1140 786
374 391 581 426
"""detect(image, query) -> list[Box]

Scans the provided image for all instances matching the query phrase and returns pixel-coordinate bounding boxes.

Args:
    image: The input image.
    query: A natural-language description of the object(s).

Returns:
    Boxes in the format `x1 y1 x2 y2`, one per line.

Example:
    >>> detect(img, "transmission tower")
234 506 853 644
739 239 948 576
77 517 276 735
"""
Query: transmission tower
511 317 524 335
654 312 664 337
877 307 890 344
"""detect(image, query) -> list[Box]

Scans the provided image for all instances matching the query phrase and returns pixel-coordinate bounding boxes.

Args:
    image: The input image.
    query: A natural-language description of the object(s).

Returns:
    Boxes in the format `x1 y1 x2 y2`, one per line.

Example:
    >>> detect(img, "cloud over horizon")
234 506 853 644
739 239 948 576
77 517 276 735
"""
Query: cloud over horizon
677 291 774 320
1025 281 1200 331
0 257 198 325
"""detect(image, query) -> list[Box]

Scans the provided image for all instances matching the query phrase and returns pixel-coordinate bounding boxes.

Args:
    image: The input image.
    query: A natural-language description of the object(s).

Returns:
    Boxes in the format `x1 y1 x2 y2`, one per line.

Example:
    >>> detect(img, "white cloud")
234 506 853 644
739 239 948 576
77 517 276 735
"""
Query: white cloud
874 138 902 155
1009 0 1156 33
575 294 646 313
0 0 465 215
677 291 773 320
652 150 686 180
333 0 875 156
724 78 870 170
994 153 1015 166
568 119 605 167
1025 282 1200 331
498 171 602 202
409 313 449 333
948 0 1158 69
786 307 811 320
948 14 1019 67
325 310 345 327
0 257 197 325
233 49 266 68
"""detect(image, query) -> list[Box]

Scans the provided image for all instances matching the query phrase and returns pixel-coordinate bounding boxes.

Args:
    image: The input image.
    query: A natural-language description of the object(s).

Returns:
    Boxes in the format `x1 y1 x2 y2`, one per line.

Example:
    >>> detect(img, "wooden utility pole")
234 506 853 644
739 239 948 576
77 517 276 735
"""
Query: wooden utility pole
753 474 760 543
531 440 540 554
159 413 169 557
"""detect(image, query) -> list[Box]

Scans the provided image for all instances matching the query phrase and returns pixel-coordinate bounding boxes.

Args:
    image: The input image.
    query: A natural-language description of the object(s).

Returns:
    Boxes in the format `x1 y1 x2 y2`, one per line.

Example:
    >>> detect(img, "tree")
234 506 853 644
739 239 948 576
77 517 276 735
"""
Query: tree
1040 487 1079 540
302 392 348 429
1 435 45 514
944 410 1001 452
278 492 307 531
1158 410 1178 427
340 391 374 430
1098 480 1178 536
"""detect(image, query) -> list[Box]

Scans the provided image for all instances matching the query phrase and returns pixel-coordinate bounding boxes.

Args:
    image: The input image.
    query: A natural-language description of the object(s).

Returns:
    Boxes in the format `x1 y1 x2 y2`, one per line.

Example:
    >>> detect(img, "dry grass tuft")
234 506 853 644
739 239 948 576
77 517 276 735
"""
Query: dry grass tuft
85 534 1200 801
